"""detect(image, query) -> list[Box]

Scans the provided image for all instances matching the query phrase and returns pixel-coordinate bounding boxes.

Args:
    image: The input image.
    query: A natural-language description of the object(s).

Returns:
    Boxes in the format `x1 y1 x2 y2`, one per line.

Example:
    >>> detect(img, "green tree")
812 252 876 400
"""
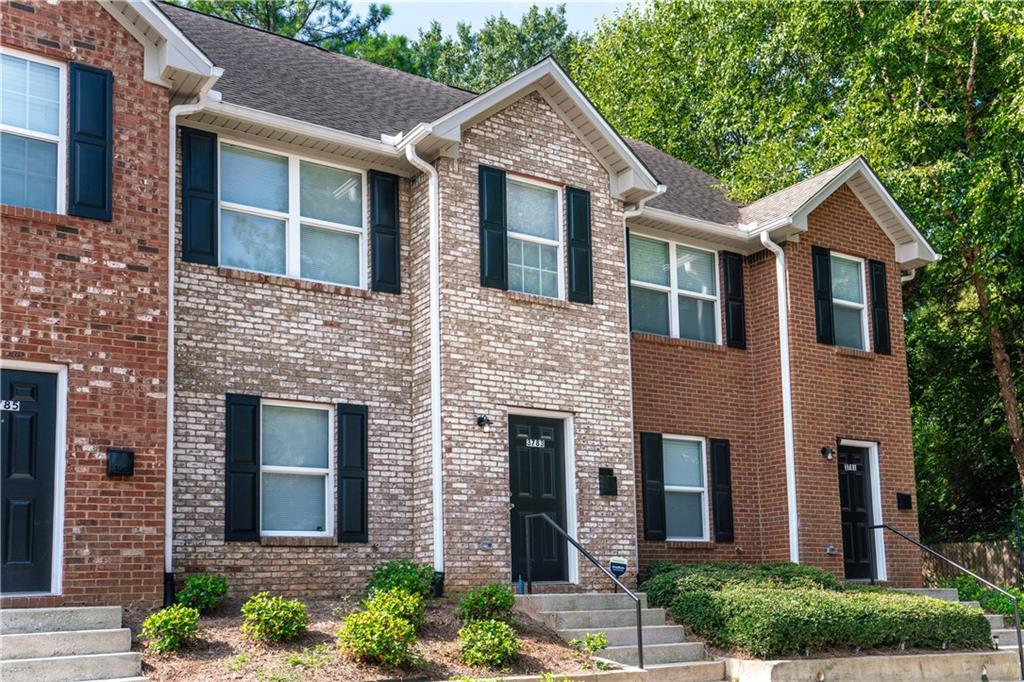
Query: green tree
346 5 577 92
181 0 391 51
573 0 1024 535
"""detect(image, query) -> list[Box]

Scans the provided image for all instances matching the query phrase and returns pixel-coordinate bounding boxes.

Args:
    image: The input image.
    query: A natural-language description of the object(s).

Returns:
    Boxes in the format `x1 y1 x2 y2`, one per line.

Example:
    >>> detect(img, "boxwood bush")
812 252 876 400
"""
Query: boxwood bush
671 584 991 658
458 583 515 624
240 592 310 643
367 559 435 598
641 561 842 608
459 618 520 667
943 575 1023 619
364 587 426 631
337 609 416 667
175 573 228 614
141 604 200 653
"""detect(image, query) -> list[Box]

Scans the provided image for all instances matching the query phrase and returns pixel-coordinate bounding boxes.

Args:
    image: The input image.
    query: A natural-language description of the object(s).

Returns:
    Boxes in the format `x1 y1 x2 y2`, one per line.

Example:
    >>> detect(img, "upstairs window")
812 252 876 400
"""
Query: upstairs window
219 142 365 287
0 50 65 213
830 253 868 350
506 177 562 299
629 233 720 343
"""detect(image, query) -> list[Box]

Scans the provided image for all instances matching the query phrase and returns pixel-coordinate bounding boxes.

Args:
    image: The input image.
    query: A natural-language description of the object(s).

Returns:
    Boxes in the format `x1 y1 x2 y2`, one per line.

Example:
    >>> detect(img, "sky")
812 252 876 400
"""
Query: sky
349 1 634 38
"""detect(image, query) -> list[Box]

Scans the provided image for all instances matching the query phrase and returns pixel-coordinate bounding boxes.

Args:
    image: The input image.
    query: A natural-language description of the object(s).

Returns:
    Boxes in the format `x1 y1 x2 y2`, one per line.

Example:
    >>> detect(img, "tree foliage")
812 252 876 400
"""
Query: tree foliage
181 0 391 51
346 5 577 92
573 0 1024 539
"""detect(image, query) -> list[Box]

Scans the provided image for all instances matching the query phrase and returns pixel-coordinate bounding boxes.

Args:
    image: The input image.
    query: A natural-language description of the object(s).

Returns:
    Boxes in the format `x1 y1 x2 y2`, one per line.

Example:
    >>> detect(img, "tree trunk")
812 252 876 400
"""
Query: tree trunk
965 247 1024 490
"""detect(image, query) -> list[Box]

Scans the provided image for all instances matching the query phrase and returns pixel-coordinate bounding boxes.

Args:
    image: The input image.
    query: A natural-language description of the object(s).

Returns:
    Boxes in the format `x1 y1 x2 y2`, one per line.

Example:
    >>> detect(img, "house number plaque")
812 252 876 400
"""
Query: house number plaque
525 438 546 448
0 400 20 411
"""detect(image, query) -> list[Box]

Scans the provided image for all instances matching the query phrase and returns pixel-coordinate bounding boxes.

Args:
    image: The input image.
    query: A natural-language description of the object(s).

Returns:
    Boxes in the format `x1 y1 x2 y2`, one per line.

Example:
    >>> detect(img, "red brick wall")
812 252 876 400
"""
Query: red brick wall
1 0 169 608
631 185 922 585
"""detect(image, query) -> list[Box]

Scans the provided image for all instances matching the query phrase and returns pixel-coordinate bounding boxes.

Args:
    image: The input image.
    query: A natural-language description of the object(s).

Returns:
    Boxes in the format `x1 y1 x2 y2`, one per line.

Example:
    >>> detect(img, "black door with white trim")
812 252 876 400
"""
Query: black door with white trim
509 415 568 582
838 444 873 579
1 370 58 594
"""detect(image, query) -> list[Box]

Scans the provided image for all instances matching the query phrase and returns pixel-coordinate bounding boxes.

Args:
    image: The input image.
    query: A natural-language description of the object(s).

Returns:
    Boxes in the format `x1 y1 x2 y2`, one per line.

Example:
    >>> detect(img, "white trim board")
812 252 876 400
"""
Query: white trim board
0 359 68 597
840 439 887 582
507 406 580 585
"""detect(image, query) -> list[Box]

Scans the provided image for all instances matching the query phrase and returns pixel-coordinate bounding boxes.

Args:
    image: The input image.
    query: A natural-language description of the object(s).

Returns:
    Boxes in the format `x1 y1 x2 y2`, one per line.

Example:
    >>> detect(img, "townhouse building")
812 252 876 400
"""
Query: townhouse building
1 0 937 607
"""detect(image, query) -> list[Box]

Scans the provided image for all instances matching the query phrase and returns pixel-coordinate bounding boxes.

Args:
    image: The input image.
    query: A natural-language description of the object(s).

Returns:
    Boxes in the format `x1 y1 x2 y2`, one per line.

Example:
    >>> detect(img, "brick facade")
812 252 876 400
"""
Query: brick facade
630 187 922 585
1 0 168 608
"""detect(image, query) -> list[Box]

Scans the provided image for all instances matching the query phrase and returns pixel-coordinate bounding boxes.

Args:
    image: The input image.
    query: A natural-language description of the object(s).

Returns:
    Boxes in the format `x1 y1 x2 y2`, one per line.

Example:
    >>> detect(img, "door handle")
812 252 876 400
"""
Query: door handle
507 502 515 511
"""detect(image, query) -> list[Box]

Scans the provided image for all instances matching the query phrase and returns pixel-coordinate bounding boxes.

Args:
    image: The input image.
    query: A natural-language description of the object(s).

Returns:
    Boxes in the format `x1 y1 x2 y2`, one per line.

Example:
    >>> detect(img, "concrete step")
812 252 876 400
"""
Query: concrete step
541 607 666 630
558 624 685 646
645 660 726 682
600 641 706 666
0 652 141 682
0 628 132 660
991 628 1022 645
988 613 1006 629
0 606 121 635
960 600 981 609
516 592 647 613
898 587 959 601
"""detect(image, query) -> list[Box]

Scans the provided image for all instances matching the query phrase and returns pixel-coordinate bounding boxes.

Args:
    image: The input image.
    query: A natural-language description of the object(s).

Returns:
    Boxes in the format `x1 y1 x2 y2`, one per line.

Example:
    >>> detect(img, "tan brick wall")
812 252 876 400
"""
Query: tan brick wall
172 150 419 597
630 186 921 586
433 93 638 590
1 0 168 608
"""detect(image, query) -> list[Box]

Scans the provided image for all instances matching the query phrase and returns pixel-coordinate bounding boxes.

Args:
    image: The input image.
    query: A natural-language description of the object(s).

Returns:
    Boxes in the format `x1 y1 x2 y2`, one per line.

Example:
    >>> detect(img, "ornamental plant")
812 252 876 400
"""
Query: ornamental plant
337 609 416 667
457 583 515 624
364 587 427 631
367 559 436 598
459 619 520 668
140 604 200 653
240 592 310 643
176 572 228 614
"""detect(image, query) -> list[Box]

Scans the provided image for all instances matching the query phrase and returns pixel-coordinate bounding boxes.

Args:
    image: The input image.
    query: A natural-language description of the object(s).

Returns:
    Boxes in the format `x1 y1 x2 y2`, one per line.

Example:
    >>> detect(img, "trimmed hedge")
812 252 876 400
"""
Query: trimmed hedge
672 585 991 658
642 562 991 658
943 575 1023 619
642 561 842 608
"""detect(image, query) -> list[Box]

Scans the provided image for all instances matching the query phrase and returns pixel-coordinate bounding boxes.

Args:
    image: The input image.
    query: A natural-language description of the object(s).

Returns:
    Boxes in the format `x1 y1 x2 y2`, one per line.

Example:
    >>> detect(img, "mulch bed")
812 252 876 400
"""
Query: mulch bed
132 597 601 681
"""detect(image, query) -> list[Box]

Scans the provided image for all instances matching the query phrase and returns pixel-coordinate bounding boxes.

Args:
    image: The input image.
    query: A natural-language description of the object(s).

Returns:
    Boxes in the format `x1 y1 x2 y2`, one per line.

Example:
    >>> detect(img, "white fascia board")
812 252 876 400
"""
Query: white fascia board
203 100 404 158
641 206 748 239
425 59 660 199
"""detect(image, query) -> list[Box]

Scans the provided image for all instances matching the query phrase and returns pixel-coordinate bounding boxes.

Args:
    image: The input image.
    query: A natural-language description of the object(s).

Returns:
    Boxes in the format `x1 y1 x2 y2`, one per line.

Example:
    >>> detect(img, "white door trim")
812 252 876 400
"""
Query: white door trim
840 439 886 582
0 359 67 596
507 407 579 584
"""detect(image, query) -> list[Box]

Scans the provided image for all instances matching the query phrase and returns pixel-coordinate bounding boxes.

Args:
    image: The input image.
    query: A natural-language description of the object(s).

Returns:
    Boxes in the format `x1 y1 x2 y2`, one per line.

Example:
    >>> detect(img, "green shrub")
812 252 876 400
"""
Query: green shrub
364 587 426 631
458 583 515 624
367 559 435 598
459 619 520 667
337 609 416 667
240 592 310 643
569 631 608 655
640 561 842 608
670 584 991 658
176 573 228 614
645 560 681 579
141 604 200 653
942 575 1023 619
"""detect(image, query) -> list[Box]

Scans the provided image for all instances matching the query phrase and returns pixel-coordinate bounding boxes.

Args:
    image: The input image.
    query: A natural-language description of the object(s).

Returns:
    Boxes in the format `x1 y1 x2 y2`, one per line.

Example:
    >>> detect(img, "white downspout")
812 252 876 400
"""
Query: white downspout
901 268 917 283
622 189 664 577
404 135 444 573
760 232 800 564
165 85 218 599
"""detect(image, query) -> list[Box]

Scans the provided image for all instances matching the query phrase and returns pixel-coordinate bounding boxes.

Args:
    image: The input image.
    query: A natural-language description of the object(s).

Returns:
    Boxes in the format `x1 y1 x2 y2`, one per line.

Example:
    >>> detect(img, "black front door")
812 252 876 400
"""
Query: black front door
509 415 568 582
1 370 58 594
838 444 873 580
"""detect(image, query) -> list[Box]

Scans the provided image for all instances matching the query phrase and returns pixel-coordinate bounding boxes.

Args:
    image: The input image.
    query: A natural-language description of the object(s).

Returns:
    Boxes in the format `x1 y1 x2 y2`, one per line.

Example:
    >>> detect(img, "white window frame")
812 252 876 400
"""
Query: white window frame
258 399 334 538
217 138 368 288
662 434 711 542
0 46 67 215
505 174 564 300
830 251 870 351
629 233 721 344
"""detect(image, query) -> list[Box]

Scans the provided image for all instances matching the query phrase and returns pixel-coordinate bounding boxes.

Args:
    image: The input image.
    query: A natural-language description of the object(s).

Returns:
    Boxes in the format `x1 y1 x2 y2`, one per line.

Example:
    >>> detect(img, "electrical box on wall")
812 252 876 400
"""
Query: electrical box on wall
107 448 135 476
896 492 913 510
598 467 617 496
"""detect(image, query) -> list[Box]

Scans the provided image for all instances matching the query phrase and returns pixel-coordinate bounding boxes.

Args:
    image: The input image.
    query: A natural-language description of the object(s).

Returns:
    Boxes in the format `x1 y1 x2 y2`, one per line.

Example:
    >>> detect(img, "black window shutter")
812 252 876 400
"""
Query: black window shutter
640 432 666 541
68 63 113 221
722 251 746 348
479 165 508 289
869 260 891 354
566 186 593 304
370 170 401 293
337 404 369 543
811 245 835 345
225 394 260 541
709 438 734 542
181 127 218 265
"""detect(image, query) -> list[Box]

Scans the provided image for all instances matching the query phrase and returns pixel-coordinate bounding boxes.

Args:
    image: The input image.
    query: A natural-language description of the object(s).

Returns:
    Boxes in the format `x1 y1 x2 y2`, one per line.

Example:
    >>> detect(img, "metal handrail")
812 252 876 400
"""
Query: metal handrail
523 512 644 669
870 523 1023 679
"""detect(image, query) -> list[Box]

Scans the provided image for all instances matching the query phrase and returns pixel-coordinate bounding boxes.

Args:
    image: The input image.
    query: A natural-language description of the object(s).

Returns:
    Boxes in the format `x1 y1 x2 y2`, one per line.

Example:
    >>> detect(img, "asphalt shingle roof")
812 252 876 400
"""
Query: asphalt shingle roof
159 2 476 140
739 158 860 226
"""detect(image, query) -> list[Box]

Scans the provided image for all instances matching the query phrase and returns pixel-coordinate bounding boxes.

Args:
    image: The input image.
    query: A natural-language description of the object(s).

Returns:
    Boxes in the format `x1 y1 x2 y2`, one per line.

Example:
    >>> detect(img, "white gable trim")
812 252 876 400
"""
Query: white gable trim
99 0 218 88
424 59 661 201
